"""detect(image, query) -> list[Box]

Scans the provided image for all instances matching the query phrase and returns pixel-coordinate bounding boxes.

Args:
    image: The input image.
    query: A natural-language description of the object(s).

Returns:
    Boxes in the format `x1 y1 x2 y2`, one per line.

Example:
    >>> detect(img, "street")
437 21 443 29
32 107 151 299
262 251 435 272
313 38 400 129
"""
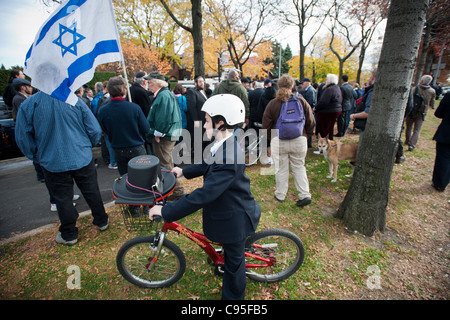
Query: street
0 147 119 241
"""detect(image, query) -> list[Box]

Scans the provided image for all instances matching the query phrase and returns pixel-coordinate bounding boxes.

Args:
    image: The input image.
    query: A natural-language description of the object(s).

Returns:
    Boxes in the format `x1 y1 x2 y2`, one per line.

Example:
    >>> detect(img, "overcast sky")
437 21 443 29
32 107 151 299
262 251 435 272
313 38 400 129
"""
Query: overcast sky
0 0 304 70
0 0 58 68
0 1 380 72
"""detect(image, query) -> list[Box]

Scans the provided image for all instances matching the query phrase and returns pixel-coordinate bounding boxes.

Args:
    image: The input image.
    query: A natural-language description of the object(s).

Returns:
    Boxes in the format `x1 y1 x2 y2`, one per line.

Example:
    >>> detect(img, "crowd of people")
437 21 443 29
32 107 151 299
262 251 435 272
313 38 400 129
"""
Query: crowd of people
2 65 448 300
1 68 447 224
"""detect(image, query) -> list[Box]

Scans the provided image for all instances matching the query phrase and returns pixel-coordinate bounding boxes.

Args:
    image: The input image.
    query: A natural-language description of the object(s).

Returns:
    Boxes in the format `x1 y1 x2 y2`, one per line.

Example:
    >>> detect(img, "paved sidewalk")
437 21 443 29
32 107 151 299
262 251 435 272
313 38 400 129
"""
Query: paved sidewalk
0 147 119 242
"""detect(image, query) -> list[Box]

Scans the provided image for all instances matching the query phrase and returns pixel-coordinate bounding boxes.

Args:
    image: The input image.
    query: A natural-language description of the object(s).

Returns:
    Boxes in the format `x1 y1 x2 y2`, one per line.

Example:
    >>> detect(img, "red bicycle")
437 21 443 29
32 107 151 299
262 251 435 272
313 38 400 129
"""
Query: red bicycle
115 204 305 289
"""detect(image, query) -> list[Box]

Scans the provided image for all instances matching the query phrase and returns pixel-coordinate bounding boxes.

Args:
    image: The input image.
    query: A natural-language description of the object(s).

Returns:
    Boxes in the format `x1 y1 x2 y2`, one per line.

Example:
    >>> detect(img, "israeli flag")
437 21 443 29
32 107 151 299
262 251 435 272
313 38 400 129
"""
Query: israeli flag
24 0 122 106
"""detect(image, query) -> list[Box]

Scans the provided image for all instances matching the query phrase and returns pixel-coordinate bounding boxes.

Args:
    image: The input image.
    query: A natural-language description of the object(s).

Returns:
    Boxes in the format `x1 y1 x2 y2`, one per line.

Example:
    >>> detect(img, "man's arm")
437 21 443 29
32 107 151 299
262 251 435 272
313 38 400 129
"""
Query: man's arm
14 99 37 160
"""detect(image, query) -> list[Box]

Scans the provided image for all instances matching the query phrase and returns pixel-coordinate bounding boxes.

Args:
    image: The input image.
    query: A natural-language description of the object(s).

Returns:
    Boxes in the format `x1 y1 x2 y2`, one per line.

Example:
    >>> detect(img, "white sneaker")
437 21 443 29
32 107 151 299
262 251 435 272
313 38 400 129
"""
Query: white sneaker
50 202 76 211
108 164 118 169
260 157 273 165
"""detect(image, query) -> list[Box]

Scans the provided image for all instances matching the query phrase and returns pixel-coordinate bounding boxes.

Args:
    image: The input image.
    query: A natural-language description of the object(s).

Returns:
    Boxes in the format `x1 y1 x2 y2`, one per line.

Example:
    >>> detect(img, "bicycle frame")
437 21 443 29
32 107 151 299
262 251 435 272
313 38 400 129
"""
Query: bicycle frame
156 220 276 270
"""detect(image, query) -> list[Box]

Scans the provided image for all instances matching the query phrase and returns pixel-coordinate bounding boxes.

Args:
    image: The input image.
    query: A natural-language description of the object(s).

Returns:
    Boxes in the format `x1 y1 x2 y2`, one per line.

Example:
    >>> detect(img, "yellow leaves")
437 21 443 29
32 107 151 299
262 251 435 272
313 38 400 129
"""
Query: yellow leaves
121 39 172 77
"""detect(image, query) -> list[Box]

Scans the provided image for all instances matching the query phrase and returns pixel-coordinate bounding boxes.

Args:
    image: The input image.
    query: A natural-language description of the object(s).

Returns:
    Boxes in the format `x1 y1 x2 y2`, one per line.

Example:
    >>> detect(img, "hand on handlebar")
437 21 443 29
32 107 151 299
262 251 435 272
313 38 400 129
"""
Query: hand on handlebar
171 167 183 179
149 205 163 221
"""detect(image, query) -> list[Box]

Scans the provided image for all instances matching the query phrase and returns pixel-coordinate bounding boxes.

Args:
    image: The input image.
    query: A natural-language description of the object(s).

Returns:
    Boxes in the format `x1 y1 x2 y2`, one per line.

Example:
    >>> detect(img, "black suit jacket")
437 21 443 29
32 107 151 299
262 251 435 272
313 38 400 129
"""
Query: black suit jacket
433 92 450 144
162 133 261 243
248 88 264 123
186 88 207 133
129 82 152 117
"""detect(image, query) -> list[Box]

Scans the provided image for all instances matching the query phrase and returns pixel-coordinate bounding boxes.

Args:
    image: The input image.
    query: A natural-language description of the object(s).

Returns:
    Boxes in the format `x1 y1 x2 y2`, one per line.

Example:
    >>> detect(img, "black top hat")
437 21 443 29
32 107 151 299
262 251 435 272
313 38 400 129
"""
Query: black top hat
112 155 176 205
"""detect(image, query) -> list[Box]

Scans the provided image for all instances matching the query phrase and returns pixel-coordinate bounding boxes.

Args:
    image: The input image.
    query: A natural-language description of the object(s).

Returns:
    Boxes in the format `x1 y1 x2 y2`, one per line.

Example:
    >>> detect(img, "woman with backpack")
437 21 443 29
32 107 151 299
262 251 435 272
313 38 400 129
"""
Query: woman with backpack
262 74 316 207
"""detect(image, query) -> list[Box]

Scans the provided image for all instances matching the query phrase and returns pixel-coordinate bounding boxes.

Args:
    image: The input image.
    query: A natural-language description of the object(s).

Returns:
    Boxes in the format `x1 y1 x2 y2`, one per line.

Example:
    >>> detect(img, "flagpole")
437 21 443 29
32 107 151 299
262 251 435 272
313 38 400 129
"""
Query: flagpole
108 0 132 102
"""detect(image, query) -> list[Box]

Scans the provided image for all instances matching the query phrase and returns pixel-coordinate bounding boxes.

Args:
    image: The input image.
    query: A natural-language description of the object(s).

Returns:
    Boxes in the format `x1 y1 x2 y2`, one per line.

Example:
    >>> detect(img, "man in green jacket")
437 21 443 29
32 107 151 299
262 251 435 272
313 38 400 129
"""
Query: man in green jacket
213 69 250 126
146 72 185 199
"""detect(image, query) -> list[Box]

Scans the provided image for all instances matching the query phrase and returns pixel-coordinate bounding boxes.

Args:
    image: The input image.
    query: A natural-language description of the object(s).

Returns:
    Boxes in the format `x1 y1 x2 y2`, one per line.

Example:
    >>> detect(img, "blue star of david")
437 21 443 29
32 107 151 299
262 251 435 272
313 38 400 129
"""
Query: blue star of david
52 22 85 57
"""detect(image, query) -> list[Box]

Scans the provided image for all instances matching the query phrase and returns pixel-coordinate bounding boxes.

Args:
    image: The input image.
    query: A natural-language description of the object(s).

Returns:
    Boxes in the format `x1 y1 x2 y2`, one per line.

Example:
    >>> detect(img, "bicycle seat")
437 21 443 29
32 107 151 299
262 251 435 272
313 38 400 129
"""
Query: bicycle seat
112 155 177 205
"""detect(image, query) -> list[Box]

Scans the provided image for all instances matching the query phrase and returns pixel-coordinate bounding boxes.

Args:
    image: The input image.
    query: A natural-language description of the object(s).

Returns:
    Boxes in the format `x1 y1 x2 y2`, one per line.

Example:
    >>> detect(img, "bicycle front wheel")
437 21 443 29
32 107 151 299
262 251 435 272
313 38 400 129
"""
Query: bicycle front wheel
116 235 186 288
245 228 305 282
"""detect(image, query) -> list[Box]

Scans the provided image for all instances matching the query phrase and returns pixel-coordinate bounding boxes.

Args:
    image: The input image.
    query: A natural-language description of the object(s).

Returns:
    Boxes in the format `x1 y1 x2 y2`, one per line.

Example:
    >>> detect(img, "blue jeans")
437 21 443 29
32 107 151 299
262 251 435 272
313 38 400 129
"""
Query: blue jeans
42 160 108 241
104 134 116 165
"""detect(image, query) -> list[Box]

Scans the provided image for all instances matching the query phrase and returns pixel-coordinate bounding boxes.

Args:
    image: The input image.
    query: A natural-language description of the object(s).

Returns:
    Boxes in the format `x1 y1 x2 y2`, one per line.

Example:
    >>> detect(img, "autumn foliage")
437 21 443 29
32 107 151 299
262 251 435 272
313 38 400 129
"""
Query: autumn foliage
97 39 171 79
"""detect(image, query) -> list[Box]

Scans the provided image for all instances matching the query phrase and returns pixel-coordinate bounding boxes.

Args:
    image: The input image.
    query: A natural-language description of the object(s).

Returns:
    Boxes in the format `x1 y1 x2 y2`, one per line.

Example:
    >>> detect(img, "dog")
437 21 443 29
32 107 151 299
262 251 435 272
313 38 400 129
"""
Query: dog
316 134 358 182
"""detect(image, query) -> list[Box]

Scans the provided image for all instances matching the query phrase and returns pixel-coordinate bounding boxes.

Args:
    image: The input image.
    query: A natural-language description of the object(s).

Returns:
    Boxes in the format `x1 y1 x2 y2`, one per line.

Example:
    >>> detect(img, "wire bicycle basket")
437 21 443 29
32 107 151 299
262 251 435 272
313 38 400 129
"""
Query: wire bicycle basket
118 204 161 232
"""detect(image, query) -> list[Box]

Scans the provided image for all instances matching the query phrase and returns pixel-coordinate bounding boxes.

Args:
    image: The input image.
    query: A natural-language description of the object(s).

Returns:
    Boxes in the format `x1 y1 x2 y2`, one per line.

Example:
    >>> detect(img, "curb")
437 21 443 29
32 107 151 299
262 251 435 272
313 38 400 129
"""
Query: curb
0 201 116 246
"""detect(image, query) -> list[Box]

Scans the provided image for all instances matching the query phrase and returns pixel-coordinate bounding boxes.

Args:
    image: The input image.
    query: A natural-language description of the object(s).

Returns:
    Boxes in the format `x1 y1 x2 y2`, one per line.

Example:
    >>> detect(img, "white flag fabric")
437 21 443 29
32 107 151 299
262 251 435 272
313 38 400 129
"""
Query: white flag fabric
24 0 122 106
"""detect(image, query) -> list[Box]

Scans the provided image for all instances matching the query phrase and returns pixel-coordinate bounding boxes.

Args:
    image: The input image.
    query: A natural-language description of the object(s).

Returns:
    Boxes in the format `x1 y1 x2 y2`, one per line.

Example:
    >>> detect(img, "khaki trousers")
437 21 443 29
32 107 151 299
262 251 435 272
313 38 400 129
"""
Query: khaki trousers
405 114 424 148
153 138 185 197
271 136 311 201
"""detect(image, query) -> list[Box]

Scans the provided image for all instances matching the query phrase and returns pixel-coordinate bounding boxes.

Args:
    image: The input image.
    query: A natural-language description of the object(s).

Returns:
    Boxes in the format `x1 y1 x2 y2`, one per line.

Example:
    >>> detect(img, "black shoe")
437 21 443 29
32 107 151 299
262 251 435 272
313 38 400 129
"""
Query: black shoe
408 146 415 151
395 155 406 164
274 195 285 203
296 197 311 207
432 184 445 192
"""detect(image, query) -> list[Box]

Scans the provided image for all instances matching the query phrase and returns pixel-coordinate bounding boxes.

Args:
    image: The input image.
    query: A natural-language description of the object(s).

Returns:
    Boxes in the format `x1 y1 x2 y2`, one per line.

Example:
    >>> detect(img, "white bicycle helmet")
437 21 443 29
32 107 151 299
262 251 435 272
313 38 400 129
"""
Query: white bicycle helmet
201 94 245 126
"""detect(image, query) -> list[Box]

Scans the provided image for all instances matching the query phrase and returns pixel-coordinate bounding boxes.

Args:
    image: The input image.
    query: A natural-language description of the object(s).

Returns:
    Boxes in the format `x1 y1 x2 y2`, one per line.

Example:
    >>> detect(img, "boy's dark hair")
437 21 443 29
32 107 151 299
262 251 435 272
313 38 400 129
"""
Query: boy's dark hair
211 115 236 131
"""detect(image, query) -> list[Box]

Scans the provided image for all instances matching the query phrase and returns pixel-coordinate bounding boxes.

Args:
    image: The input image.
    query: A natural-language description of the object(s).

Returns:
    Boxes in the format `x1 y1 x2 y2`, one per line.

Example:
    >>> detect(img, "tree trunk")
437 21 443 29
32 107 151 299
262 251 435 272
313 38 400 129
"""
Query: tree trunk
299 33 305 80
159 0 204 77
336 0 428 236
191 0 205 77
356 45 366 84
413 22 431 85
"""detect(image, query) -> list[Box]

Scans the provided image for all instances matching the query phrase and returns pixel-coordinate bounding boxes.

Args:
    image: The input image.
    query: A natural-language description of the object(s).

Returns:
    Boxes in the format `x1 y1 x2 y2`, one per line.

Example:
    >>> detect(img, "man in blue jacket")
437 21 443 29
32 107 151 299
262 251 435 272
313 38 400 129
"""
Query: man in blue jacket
97 76 150 176
15 91 109 246
149 94 261 300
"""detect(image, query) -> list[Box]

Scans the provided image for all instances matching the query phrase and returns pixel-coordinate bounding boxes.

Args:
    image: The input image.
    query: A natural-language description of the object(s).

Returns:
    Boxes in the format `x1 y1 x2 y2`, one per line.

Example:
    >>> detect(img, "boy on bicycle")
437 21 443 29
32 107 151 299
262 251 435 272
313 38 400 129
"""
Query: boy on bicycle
149 94 261 300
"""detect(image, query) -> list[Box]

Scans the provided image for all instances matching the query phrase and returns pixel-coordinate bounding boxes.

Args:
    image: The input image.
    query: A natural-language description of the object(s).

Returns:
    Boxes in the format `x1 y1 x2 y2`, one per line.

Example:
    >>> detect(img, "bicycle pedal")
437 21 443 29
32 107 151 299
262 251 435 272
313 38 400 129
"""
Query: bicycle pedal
214 265 224 276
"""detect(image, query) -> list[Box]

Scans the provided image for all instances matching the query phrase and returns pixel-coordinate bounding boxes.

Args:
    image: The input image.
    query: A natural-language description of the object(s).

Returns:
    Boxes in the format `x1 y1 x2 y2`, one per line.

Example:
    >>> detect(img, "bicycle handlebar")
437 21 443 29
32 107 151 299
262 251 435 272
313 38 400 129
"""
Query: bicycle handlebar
151 216 162 223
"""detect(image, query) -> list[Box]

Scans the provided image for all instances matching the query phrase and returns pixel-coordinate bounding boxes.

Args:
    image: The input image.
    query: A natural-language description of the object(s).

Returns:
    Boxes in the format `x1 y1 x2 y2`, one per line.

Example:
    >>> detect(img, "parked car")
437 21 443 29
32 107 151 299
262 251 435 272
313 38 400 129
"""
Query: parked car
0 98 23 160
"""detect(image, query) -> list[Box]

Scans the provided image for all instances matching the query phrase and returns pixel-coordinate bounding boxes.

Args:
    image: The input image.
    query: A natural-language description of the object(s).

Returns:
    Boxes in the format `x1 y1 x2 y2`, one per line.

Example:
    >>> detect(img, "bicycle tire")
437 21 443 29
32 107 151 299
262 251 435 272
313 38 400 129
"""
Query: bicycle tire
116 235 186 288
245 228 305 282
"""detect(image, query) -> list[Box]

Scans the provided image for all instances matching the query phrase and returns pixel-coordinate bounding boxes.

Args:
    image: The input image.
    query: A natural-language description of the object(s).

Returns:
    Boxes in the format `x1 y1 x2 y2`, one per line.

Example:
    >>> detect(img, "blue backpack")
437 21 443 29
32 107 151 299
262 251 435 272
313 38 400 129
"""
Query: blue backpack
276 95 305 140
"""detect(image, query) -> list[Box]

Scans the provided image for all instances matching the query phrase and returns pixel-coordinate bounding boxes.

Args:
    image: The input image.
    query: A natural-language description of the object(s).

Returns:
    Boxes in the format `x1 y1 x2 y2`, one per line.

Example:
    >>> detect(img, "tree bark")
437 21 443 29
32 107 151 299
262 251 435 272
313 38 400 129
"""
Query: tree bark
336 0 429 236
191 0 205 77
413 23 431 85
159 0 205 77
